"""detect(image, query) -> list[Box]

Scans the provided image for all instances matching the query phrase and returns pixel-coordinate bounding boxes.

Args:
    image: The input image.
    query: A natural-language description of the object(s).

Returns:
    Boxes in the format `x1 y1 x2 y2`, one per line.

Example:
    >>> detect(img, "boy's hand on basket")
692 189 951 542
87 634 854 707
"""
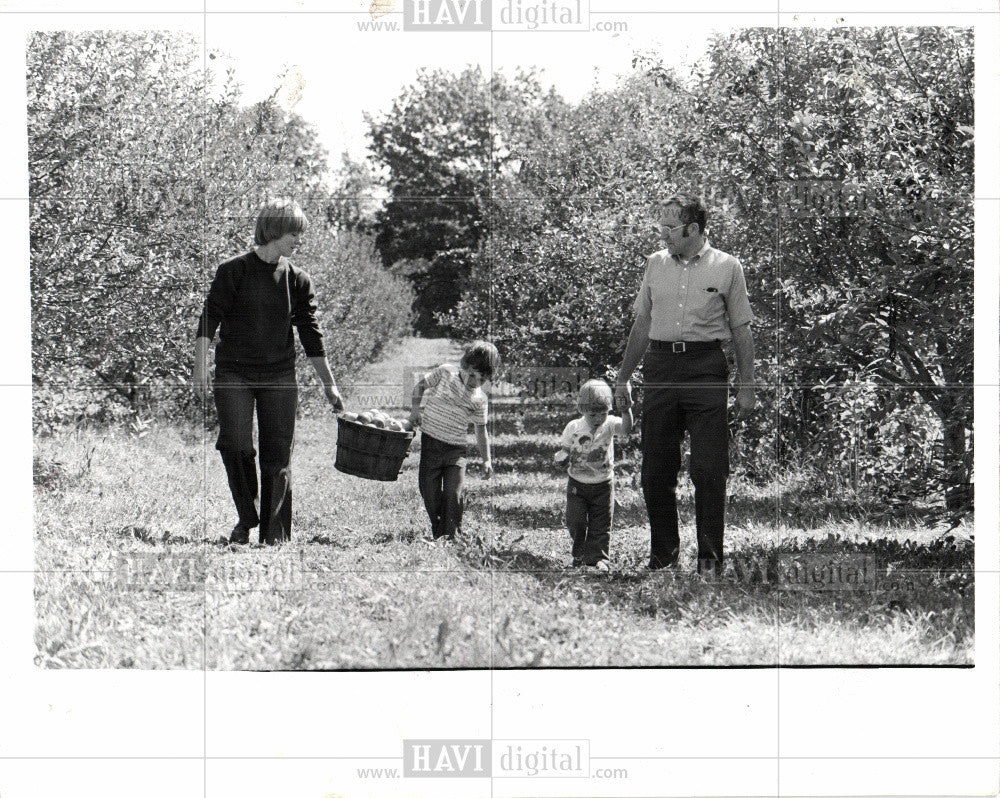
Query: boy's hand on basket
482 459 493 479
407 409 421 428
324 384 345 412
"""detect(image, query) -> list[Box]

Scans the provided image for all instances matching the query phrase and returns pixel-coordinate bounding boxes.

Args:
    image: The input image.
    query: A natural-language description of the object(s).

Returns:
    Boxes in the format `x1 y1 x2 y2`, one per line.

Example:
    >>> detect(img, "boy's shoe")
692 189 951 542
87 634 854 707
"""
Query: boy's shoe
229 524 250 545
697 558 724 579
647 549 680 571
570 557 585 568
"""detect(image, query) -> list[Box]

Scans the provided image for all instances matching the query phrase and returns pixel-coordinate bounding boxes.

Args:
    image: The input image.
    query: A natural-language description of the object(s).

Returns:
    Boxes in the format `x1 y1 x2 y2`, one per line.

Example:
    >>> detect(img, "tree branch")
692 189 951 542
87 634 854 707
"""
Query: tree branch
891 30 927 96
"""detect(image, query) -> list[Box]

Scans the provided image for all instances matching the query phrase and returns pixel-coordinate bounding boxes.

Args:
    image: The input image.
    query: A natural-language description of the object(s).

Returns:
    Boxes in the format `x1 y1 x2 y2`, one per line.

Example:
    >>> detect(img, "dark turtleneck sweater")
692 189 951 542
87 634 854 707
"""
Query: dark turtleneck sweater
196 250 326 372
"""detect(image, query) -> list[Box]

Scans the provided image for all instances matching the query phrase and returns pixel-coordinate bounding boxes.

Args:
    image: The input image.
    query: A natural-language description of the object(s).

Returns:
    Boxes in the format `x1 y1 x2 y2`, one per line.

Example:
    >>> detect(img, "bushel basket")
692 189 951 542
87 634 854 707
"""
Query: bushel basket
335 415 415 481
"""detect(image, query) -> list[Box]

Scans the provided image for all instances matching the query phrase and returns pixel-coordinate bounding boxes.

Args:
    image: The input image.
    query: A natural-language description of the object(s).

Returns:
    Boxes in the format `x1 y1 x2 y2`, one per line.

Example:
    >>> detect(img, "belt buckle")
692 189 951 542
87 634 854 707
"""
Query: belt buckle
671 341 686 354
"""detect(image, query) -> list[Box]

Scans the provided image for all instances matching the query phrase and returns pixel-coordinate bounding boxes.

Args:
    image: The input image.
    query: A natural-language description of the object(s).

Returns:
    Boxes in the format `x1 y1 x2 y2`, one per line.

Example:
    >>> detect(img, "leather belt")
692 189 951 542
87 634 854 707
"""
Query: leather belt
648 340 721 353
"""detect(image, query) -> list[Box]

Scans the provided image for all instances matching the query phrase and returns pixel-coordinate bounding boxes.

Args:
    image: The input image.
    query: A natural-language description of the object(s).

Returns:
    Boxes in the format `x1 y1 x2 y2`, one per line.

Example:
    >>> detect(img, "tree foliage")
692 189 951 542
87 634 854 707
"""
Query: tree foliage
366 66 566 334
689 28 974 510
444 27 973 512
29 31 413 429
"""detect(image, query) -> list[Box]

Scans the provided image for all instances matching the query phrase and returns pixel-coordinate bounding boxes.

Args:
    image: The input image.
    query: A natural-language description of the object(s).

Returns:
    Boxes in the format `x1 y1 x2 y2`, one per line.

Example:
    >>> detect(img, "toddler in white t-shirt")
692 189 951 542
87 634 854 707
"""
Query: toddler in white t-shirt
554 379 633 570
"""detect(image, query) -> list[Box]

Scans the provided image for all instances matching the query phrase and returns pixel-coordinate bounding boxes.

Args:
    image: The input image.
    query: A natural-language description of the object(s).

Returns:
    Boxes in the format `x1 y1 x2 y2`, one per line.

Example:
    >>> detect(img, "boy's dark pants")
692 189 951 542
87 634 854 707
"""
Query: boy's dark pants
566 477 613 565
214 367 297 544
418 433 466 539
640 347 729 568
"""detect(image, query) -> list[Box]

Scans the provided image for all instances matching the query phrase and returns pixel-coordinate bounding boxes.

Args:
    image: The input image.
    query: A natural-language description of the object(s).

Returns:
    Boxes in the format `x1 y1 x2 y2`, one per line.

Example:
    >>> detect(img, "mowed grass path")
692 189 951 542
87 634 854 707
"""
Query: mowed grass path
34 339 974 668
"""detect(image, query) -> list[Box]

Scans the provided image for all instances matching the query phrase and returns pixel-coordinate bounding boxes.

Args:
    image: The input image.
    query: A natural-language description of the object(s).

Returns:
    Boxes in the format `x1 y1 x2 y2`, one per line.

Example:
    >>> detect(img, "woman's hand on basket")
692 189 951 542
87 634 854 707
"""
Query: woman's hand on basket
407 409 421 429
324 383 345 413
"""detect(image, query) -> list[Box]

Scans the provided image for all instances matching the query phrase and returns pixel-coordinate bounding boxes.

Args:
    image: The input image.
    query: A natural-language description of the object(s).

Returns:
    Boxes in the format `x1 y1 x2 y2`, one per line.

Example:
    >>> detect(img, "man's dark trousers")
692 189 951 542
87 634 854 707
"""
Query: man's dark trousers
214 367 297 544
640 345 729 567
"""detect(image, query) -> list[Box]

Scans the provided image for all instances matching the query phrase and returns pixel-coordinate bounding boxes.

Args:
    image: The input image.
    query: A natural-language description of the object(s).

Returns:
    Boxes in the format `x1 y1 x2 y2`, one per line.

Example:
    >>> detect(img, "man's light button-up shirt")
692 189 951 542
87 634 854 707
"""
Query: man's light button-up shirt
631 240 757 342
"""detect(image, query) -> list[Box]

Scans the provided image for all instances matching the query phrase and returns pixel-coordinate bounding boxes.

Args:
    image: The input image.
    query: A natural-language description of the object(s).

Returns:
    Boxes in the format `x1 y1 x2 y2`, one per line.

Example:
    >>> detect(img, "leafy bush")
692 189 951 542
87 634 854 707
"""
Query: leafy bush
28 31 413 430
445 29 971 511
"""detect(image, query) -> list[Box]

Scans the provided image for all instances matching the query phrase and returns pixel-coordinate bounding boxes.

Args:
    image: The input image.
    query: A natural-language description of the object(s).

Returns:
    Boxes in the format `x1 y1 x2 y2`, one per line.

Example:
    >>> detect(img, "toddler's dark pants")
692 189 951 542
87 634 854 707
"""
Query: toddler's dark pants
640 347 729 568
566 476 613 565
214 366 297 544
418 433 466 539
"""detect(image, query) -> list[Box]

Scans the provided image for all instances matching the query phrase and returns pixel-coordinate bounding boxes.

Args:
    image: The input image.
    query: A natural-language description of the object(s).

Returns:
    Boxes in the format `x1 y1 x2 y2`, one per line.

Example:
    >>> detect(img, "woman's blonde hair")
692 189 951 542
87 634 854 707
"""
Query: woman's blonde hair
254 198 308 245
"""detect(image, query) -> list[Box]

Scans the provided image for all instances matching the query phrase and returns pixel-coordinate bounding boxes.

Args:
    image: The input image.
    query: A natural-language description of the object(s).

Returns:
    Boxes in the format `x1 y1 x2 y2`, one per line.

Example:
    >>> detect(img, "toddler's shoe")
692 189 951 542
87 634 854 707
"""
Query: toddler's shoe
588 560 610 574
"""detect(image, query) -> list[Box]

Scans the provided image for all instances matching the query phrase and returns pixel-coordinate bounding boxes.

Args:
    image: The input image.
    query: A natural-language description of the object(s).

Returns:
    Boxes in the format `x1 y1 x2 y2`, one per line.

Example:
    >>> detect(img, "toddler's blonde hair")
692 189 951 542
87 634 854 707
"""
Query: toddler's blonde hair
577 379 613 413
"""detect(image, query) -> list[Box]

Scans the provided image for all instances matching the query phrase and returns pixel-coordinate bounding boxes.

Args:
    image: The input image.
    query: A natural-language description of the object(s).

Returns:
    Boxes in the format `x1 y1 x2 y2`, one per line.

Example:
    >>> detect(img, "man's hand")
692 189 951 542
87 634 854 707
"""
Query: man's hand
323 384 345 412
614 382 633 409
734 385 756 420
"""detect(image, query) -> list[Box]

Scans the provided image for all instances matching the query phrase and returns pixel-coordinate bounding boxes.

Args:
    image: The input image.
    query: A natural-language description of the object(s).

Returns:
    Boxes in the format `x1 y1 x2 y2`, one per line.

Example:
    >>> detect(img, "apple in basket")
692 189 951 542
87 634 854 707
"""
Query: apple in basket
342 409 414 432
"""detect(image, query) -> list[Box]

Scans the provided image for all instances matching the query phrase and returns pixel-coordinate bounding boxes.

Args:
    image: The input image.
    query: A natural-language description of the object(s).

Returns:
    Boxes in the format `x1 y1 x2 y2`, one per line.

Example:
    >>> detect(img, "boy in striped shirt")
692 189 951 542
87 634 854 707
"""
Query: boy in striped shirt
408 341 502 541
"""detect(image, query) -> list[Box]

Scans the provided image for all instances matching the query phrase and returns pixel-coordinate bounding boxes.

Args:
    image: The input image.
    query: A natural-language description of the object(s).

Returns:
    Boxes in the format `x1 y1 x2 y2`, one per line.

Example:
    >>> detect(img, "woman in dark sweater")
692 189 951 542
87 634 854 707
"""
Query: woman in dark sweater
193 199 344 545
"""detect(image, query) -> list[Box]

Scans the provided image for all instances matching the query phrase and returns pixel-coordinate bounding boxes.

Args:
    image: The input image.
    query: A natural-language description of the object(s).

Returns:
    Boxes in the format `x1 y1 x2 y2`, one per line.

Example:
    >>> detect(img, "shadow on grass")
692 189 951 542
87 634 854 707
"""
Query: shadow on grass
454 532 974 652
489 406 577 436
305 534 353 549
367 527 419 545
470 491 778 532
470 483 955 531
466 481 563 499
112 525 235 548
472 500 651 532
491 437 641 472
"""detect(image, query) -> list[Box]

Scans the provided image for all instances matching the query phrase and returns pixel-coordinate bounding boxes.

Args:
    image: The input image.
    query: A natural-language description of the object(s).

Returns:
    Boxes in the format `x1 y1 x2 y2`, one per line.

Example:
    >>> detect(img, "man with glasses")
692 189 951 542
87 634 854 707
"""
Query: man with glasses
615 196 757 576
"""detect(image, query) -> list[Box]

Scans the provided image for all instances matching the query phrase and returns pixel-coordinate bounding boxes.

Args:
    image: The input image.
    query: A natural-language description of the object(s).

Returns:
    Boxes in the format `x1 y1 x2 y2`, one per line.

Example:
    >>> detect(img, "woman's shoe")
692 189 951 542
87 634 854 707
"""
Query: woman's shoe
229 524 250 545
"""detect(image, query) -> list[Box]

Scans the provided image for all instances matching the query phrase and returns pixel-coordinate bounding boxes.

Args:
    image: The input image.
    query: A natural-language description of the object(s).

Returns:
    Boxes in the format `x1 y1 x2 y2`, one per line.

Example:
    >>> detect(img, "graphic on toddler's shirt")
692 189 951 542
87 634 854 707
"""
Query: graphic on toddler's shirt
561 417 623 483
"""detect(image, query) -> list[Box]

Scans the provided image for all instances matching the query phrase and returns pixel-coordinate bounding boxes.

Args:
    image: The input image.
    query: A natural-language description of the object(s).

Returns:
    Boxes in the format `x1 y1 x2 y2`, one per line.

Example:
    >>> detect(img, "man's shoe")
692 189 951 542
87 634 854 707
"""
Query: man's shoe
647 556 678 571
229 524 250 545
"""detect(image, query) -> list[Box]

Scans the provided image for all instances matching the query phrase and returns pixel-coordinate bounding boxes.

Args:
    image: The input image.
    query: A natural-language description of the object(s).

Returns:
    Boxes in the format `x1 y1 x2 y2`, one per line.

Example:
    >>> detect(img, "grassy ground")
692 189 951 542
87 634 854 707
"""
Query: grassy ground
33 338 974 668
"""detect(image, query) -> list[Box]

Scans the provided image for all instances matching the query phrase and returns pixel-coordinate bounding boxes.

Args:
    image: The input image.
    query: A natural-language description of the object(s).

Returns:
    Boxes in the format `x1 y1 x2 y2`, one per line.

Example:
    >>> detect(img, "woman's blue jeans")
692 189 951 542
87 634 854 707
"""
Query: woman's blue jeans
213 367 297 544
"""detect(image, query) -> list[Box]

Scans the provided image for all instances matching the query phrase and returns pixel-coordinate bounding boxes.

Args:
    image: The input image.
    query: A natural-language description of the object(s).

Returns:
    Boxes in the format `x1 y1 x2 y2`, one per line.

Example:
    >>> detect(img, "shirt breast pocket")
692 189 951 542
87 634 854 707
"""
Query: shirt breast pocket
692 289 725 321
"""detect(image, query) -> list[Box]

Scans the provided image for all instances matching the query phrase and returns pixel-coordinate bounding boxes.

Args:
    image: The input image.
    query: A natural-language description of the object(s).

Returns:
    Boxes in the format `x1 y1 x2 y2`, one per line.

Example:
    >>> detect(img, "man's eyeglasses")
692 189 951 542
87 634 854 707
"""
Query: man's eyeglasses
658 222 687 235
